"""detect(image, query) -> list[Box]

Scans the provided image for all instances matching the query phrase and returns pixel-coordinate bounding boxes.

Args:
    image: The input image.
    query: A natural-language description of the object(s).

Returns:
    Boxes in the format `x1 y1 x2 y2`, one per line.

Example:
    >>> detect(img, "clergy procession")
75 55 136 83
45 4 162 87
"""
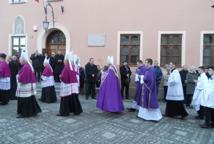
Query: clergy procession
0 50 214 129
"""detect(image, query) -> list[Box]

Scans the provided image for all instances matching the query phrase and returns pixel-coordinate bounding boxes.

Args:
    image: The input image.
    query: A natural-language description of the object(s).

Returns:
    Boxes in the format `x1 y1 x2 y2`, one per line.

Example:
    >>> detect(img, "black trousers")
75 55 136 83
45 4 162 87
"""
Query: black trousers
204 107 214 127
85 82 96 99
0 90 10 105
121 82 130 99
163 86 168 101
54 73 61 82
182 86 187 104
197 105 205 119
34 67 42 82
186 94 193 106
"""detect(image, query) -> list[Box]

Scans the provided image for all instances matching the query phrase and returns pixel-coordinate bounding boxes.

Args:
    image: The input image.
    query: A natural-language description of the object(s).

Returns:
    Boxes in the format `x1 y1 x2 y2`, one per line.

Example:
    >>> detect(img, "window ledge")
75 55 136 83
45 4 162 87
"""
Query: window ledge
10 2 26 4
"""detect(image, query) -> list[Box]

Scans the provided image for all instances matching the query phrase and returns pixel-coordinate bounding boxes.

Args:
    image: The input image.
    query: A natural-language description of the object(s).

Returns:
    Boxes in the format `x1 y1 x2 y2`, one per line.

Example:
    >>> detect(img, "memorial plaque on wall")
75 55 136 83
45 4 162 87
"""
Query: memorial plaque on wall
88 34 105 47
47 0 63 2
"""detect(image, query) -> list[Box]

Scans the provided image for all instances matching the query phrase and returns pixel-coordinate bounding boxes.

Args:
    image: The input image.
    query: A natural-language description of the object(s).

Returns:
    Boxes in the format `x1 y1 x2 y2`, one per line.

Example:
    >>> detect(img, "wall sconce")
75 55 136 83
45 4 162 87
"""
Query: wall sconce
42 2 55 32
43 17 49 32
61 6 64 14
33 25 38 32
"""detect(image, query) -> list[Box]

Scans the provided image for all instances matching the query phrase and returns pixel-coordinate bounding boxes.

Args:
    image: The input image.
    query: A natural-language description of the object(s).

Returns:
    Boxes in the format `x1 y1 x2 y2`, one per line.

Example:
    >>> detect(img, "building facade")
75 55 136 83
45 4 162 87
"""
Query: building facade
1 0 214 67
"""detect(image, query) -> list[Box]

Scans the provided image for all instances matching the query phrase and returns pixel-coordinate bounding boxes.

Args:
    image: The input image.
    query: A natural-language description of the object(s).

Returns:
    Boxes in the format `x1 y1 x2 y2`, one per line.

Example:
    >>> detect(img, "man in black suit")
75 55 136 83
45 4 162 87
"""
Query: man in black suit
85 58 98 99
30 50 44 82
120 61 132 99
53 51 64 82
9 55 21 100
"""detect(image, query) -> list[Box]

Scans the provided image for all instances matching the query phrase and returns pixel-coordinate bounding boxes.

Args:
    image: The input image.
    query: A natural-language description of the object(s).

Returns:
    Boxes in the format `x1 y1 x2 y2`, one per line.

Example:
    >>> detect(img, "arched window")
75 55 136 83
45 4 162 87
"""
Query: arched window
14 16 24 34
11 16 26 56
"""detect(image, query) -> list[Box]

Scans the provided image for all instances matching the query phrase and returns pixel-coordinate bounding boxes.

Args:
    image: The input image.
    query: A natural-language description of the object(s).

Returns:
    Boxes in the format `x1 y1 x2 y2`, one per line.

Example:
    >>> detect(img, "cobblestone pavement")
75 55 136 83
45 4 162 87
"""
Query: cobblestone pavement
0 94 213 144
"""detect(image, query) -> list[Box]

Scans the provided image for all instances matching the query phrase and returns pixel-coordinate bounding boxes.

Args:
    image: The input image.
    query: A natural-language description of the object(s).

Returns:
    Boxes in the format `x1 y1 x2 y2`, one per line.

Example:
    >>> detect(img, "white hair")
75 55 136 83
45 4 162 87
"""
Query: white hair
20 48 34 72
107 56 113 65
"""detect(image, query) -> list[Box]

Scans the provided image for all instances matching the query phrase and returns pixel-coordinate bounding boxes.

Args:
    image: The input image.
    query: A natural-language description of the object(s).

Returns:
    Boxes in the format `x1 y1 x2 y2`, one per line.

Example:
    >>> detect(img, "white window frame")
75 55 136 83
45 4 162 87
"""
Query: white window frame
200 31 214 66
9 34 28 55
47 0 62 2
158 31 186 66
9 0 27 4
9 15 27 55
117 31 143 66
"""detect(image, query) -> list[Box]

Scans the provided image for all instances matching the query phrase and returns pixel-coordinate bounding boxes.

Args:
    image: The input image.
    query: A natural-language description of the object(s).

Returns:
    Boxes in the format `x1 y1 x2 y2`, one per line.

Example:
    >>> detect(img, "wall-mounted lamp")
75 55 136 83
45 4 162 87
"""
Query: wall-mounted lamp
43 17 49 32
33 25 38 32
42 2 55 32
61 6 64 14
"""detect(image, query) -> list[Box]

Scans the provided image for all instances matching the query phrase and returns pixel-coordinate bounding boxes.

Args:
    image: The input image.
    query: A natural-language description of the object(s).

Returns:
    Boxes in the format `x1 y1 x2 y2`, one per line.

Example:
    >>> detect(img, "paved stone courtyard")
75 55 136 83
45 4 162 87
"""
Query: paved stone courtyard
0 94 213 144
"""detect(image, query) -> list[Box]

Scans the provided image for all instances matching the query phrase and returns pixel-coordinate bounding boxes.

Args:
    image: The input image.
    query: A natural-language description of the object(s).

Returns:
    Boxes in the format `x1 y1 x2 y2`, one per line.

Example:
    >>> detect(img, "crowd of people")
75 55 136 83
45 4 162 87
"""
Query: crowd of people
0 50 214 129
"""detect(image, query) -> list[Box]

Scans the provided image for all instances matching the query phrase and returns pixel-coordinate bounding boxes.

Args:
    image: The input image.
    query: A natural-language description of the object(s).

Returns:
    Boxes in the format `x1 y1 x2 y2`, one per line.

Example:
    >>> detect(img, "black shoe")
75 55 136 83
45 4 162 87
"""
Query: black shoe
180 116 187 120
16 115 24 118
195 115 203 120
56 114 69 117
200 123 210 128
0 102 8 105
92 97 96 99
74 113 81 116
127 108 136 112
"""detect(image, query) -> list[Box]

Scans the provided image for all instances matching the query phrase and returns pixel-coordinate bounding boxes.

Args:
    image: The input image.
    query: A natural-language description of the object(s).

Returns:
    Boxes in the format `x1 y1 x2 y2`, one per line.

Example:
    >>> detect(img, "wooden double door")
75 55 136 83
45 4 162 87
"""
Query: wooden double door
46 30 66 56
47 44 65 56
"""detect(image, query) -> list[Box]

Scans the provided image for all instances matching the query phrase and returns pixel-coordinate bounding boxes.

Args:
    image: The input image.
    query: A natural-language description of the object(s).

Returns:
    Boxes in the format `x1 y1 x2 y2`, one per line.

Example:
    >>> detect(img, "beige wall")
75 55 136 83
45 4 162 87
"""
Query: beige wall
1 0 214 67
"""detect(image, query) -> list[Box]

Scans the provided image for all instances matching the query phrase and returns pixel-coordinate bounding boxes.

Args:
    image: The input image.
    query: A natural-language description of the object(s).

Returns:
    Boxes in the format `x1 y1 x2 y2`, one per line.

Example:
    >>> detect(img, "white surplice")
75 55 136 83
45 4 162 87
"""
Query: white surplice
201 75 214 109
166 69 184 101
191 72 208 111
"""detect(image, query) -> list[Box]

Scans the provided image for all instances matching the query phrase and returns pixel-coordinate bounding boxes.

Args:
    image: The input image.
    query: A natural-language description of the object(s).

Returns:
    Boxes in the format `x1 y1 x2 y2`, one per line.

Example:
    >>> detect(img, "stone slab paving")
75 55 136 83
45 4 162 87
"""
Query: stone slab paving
0 94 213 144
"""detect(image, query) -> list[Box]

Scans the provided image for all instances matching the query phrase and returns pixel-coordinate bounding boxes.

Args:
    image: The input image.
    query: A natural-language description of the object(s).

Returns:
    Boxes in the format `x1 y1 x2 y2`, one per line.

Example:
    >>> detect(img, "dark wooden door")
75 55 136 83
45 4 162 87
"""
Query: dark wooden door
46 30 66 56
47 44 65 56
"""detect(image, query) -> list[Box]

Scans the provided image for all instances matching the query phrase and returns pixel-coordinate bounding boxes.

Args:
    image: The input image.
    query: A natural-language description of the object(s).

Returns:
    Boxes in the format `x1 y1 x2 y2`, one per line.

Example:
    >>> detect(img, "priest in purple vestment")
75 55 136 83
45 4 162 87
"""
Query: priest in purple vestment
57 52 82 116
138 58 162 121
128 60 147 111
40 58 57 103
16 49 41 118
96 56 124 113
0 53 11 105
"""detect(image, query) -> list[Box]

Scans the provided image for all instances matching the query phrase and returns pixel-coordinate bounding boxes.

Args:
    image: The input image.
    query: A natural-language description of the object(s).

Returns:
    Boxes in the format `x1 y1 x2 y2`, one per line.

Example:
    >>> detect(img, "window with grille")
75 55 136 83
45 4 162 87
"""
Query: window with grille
9 0 27 4
160 34 182 66
120 34 140 65
203 34 214 66
11 16 26 56
11 36 26 56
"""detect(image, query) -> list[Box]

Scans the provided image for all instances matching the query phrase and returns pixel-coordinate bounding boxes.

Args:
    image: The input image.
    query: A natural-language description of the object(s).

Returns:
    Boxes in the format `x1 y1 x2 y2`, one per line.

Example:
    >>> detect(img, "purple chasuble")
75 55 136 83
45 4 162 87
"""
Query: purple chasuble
134 65 147 106
96 65 124 112
143 67 159 109
42 64 53 77
18 63 36 84
0 61 11 78
60 64 77 84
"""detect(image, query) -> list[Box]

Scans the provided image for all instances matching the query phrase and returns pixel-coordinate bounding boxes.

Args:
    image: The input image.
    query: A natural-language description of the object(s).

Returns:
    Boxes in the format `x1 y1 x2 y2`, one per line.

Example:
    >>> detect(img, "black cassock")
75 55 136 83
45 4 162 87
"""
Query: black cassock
9 60 20 100
53 54 64 82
